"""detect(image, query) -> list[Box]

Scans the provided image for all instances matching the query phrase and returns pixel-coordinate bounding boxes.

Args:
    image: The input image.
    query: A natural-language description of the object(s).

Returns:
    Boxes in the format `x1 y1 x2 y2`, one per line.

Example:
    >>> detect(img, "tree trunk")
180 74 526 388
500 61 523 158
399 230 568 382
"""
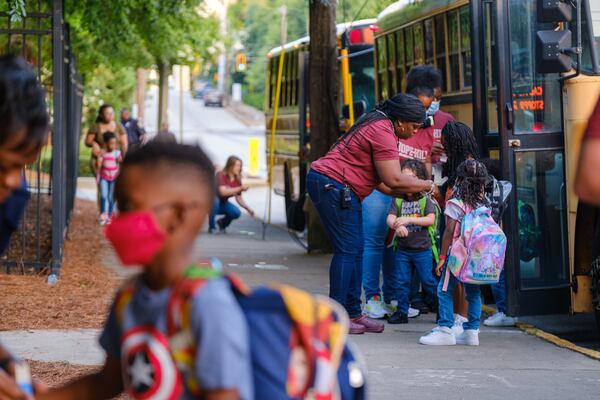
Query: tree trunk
308 0 338 252
157 61 170 131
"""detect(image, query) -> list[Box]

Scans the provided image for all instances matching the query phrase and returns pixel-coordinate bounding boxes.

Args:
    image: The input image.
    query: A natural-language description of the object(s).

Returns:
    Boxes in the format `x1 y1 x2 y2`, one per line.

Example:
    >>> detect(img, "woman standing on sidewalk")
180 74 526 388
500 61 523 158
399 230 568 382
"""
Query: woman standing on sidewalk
209 155 255 233
85 104 128 174
307 93 435 334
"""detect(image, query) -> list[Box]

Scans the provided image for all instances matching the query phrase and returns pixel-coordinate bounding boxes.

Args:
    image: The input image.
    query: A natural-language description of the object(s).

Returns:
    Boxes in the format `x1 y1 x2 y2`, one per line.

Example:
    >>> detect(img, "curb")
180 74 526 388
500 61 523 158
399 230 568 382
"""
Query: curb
482 305 600 362
516 322 600 362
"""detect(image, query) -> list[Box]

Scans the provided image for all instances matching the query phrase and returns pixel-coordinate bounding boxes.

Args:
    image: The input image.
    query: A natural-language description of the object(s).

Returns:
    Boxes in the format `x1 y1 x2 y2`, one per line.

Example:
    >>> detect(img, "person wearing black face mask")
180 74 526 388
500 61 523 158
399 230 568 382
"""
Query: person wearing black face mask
0 54 50 399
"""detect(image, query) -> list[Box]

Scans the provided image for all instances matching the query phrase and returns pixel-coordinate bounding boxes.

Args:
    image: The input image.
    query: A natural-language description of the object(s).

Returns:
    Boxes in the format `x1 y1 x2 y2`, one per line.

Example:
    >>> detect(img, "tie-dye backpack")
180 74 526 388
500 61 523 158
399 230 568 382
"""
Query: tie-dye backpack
444 205 507 290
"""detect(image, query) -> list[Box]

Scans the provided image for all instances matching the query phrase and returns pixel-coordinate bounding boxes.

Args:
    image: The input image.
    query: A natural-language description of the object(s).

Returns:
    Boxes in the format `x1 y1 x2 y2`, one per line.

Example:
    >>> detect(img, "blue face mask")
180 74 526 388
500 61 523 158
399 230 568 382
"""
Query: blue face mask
0 179 30 255
427 100 441 116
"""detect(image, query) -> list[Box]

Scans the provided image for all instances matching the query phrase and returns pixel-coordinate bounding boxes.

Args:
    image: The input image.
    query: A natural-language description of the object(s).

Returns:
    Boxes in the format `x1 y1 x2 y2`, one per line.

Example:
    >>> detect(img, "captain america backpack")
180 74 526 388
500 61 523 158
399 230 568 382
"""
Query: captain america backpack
114 261 367 400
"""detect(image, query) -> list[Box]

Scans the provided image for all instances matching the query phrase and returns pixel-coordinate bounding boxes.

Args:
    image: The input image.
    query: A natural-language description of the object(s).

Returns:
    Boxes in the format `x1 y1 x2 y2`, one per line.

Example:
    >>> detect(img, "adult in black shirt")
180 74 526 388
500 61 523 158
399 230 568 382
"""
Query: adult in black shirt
120 107 146 152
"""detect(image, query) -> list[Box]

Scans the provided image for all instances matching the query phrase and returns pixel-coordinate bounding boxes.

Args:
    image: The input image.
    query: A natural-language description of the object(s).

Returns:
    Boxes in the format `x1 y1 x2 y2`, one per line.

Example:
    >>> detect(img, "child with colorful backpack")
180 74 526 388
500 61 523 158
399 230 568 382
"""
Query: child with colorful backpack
386 159 440 324
419 159 507 346
40 142 254 400
41 141 365 400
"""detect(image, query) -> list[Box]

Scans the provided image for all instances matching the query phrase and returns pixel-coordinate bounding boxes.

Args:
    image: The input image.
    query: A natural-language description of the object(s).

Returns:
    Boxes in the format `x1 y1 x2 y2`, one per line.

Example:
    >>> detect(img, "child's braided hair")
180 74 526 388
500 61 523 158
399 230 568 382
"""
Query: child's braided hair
442 121 479 186
455 159 490 209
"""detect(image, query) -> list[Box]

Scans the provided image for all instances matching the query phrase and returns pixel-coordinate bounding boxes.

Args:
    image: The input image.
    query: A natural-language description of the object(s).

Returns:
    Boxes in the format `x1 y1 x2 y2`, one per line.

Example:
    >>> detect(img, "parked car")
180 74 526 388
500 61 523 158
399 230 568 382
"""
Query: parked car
204 90 225 107
193 82 213 99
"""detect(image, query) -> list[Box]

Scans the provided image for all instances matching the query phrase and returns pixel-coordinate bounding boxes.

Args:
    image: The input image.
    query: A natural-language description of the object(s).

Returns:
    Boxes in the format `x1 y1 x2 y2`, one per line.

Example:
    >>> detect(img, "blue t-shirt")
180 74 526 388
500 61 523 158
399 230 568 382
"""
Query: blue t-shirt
100 277 253 400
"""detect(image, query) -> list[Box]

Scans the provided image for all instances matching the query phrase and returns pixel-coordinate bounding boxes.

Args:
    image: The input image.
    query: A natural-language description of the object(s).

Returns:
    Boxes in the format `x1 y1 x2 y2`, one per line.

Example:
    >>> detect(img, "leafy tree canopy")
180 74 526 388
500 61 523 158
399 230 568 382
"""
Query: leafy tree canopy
229 0 397 109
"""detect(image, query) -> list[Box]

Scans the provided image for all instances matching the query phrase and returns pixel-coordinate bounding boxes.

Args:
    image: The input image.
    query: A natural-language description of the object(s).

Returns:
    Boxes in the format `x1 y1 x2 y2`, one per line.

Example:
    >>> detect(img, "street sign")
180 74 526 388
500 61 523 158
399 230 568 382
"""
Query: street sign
248 137 260 177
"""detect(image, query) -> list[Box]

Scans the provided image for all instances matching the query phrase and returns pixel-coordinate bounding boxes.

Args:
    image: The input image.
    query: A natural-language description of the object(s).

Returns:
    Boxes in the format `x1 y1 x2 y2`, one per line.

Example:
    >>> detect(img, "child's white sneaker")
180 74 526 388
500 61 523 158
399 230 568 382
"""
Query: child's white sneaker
364 296 387 319
451 313 468 336
483 312 517 327
455 329 480 346
419 326 456 345
408 307 420 318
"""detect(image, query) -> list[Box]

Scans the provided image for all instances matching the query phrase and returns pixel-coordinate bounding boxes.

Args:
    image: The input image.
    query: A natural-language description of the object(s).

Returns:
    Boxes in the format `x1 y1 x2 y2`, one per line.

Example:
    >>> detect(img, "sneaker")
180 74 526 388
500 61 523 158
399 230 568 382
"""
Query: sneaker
98 213 109 225
352 315 385 333
483 312 517 327
451 314 468 336
408 307 420 318
364 296 387 319
388 311 408 324
216 218 227 233
411 301 429 314
384 301 397 317
349 320 366 335
419 326 456 345
455 329 479 346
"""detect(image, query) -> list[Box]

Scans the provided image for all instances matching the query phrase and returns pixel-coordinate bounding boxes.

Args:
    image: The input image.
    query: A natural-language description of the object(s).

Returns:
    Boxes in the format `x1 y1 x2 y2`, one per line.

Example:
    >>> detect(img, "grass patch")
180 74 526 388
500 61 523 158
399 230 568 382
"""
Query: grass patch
37 138 94 178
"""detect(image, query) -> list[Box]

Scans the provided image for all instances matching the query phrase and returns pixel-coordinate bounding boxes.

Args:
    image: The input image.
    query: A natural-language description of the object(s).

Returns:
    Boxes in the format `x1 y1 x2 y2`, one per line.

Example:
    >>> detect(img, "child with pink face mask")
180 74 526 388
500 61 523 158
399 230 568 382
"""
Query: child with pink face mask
40 142 253 400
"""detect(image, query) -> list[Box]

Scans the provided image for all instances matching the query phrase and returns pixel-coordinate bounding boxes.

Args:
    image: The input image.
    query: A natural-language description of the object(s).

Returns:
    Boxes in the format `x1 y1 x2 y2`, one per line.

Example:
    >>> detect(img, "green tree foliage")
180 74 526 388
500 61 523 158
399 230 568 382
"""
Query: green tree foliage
64 0 218 125
230 0 397 110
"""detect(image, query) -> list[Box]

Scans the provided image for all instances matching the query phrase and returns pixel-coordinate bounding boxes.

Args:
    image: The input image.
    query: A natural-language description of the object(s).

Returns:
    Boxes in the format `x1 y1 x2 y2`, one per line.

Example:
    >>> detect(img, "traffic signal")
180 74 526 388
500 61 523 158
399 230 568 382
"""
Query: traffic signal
235 53 247 72
535 0 578 74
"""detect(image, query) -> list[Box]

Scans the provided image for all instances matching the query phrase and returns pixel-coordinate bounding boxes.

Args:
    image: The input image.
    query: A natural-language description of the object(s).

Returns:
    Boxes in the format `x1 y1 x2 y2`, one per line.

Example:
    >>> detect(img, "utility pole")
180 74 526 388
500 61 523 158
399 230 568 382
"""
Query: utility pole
217 0 228 93
307 0 338 251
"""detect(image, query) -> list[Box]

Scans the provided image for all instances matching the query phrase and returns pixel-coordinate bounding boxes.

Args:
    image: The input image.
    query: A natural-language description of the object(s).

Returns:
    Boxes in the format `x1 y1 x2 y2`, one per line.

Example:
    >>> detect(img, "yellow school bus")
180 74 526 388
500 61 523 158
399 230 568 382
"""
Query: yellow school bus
265 20 376 247
374 0 600 322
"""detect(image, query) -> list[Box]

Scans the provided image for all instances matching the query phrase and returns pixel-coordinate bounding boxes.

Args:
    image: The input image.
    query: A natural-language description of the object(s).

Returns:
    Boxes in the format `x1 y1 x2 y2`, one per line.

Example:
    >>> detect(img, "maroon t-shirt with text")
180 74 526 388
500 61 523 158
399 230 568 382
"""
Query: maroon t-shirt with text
398 110 454 163
311 119 399 200
217 171 242 201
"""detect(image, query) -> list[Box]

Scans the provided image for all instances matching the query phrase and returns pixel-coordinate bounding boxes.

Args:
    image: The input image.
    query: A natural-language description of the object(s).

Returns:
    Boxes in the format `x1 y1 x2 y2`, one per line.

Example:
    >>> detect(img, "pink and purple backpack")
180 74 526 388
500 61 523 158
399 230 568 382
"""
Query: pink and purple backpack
443 203 507 291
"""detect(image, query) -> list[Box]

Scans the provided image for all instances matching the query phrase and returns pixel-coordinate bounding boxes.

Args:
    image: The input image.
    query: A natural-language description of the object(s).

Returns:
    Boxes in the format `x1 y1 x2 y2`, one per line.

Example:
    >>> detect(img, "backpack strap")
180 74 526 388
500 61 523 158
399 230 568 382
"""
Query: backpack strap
392 198 404 250
420 196 440 263
166 263 221 396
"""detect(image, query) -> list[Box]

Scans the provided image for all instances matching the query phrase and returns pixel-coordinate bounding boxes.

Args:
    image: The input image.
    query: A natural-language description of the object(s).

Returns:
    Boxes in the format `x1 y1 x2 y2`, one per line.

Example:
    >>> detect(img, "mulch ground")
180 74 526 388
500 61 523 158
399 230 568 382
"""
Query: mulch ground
0 199 120 330
29 360 127 399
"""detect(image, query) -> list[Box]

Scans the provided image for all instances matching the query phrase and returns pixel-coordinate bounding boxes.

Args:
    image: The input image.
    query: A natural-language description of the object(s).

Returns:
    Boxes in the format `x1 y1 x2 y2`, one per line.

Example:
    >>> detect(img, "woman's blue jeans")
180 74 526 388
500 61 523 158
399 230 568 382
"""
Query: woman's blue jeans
209 198 241 230
438 266 482 330
306 170 363 318
361 190 395 301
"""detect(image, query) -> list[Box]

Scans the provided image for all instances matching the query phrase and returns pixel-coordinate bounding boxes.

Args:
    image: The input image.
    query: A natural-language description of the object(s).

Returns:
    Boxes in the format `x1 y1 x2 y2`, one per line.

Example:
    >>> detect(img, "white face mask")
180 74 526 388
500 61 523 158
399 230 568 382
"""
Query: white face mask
427 100 441 116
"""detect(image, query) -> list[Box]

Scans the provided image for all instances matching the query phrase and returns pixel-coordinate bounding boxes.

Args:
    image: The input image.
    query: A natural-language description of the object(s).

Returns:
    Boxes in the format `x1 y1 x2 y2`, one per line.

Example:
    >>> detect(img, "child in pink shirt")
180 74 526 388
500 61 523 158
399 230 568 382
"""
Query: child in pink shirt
96 131 122 225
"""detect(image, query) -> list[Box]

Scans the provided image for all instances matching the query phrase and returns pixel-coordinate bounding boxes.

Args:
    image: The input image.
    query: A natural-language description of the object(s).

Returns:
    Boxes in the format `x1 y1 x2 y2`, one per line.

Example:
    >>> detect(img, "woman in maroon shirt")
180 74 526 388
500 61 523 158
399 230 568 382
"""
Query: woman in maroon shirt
307 93 434 334
209 156 254 233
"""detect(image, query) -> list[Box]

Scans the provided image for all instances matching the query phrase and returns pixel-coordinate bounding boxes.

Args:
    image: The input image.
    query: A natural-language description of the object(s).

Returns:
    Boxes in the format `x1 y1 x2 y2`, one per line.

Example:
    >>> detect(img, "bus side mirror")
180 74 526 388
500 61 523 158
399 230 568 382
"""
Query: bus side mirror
342 100 367 120
535 0 575 74
536 30 573 73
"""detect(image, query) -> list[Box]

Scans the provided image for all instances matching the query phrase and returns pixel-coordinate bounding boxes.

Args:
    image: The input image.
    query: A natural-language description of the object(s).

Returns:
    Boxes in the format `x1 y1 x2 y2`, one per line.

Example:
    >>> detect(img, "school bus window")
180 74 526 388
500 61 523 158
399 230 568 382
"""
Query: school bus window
448 10 461 92
414 23 425 65
387 34 398 95
377 37 388 99
405 26 414 68
424 18 434 64
396 30 405 92
460 6 472 89
434 14 448 92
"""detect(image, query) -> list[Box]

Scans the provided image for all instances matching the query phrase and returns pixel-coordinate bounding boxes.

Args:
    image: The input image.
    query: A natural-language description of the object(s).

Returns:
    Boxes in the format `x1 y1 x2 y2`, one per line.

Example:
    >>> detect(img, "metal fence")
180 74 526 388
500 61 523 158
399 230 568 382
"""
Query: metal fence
0 0 83 274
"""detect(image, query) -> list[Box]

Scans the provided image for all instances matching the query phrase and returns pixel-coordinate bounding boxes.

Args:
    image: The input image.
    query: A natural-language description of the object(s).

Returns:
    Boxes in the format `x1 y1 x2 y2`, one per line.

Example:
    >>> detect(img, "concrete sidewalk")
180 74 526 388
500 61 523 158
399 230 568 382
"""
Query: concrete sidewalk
3 215 600 399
